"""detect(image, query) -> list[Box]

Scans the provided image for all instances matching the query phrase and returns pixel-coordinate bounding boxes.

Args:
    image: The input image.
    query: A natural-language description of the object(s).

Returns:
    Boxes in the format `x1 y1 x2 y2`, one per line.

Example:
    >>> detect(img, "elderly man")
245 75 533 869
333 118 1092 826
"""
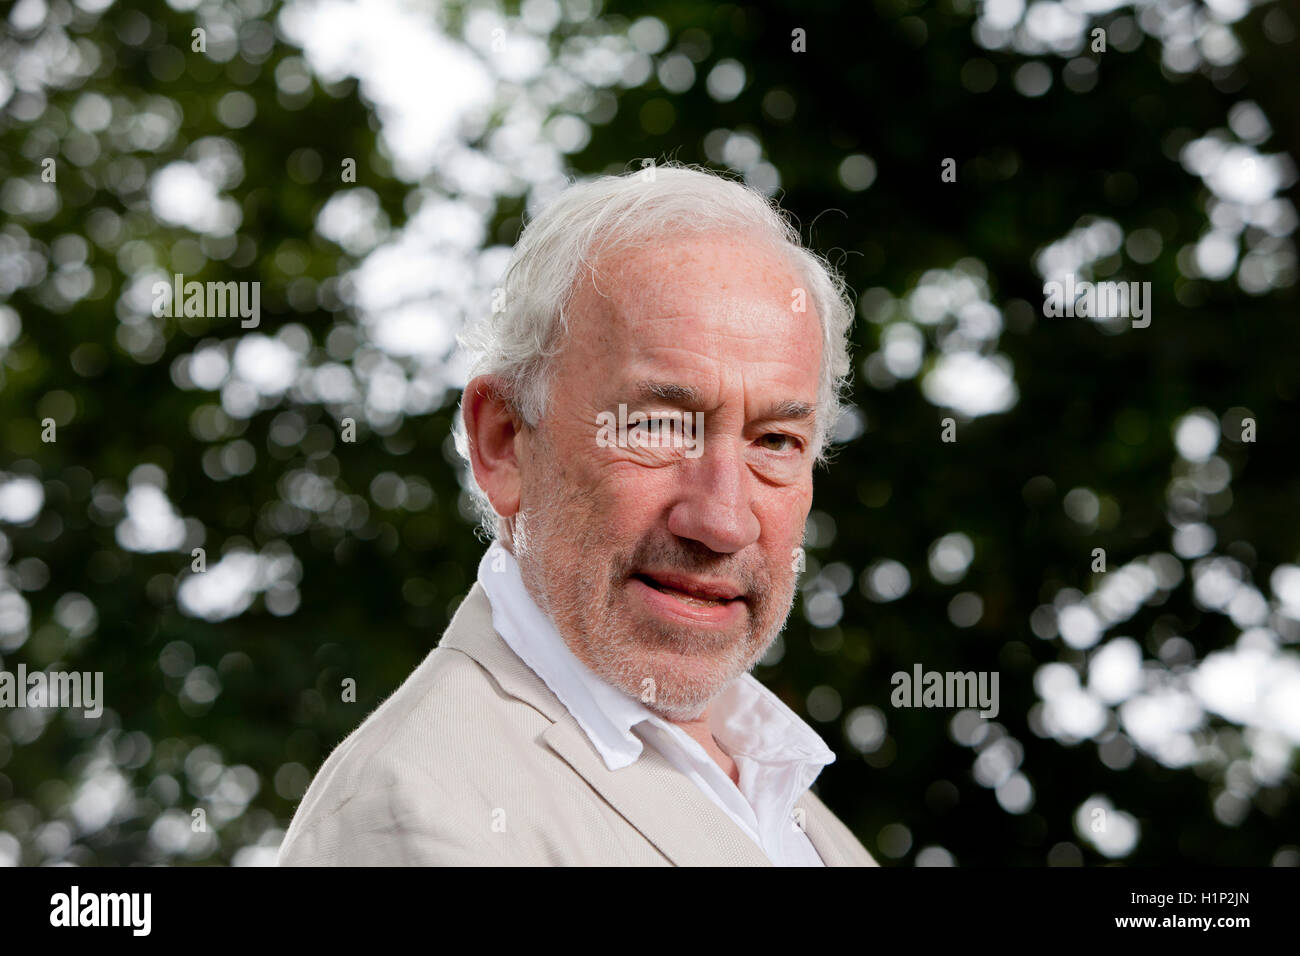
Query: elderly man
278 163 876 866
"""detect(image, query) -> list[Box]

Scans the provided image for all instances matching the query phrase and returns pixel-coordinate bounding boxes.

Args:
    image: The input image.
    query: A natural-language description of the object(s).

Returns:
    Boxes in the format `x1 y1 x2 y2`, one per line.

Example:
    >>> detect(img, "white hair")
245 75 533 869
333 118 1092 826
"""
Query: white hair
452 161 855 539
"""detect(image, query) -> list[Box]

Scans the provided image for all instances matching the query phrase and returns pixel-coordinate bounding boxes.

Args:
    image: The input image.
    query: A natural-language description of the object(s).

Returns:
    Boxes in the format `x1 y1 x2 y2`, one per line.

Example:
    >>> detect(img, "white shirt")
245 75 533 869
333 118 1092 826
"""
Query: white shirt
476 542 833 866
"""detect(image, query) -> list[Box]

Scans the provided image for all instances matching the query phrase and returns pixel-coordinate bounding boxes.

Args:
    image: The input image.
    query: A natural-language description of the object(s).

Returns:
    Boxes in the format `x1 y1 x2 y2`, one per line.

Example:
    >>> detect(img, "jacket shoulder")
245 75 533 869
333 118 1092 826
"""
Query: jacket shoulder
277 634 553 865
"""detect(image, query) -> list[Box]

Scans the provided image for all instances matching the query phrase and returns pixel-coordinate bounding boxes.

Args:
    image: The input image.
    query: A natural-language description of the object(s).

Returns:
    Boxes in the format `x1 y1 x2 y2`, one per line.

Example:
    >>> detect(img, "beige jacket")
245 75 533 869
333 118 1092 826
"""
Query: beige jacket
278 582 878 866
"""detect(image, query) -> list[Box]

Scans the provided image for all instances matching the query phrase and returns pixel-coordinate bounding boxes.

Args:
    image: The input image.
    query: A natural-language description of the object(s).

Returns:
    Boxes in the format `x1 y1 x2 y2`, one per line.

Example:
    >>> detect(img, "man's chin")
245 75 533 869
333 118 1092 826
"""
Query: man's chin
611 654 732 721
599 620 774 709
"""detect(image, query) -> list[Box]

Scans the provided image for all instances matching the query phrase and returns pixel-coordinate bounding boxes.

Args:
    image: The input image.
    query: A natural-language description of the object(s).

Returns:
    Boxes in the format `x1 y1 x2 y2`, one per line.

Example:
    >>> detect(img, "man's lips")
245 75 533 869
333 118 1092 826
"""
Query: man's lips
630 571 746 605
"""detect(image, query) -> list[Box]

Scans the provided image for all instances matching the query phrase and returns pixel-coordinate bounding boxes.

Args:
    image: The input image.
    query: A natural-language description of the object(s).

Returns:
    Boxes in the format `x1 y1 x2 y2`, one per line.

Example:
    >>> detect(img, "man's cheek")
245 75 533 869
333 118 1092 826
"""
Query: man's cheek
761 515 807 566
597 468 670 514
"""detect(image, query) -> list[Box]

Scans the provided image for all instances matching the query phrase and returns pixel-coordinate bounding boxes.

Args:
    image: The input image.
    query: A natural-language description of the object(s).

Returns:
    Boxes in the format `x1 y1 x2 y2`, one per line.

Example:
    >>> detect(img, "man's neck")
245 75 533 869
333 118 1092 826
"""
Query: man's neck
671 707 740 787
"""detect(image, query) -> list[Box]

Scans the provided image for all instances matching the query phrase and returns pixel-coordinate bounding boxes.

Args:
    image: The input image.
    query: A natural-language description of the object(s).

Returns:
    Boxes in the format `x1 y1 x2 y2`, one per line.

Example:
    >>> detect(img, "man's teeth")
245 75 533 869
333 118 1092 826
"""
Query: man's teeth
669 589 724 607
644 578 728 605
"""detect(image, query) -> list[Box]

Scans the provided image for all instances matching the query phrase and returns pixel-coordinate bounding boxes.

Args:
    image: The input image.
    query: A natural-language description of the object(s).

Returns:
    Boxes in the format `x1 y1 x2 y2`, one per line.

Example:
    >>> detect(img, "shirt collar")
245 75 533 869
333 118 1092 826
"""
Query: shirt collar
475 542 835 775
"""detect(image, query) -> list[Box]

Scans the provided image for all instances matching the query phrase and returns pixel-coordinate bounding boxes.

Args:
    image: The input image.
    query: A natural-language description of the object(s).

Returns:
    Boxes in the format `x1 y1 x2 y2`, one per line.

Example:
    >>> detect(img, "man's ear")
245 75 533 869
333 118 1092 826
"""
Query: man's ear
462 375 525 520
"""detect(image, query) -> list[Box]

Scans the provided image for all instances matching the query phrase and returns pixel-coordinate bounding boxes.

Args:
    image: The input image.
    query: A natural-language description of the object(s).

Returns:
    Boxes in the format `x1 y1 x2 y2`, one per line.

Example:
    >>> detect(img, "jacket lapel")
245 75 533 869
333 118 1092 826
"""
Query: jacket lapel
796 790 855 866
541 719 772 866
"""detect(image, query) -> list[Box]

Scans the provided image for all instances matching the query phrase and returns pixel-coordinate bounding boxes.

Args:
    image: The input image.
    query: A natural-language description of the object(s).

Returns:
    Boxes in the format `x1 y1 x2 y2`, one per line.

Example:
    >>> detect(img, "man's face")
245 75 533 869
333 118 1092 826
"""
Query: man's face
511 231 823 722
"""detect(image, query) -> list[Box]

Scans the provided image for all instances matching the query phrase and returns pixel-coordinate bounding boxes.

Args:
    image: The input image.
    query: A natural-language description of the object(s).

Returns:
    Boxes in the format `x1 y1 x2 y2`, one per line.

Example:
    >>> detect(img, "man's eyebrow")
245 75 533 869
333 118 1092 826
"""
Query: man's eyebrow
767 399 816 422
632 381 815 422
634 381 703 404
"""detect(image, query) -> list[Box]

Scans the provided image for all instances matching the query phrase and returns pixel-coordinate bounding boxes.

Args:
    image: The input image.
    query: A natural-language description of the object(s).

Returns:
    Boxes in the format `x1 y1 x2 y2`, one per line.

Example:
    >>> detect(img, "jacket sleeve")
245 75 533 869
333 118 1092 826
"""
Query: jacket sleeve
277 782 516 866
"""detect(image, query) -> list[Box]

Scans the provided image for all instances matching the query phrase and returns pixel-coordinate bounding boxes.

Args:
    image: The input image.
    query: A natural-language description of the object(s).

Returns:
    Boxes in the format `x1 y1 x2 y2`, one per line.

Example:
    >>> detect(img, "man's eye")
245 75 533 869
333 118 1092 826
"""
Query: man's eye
757 433 800 452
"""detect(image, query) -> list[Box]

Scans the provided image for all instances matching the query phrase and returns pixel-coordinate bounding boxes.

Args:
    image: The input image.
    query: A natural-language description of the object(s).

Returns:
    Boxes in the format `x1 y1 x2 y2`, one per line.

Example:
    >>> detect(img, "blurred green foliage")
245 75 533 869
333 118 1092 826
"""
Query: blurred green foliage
0 0 1296 865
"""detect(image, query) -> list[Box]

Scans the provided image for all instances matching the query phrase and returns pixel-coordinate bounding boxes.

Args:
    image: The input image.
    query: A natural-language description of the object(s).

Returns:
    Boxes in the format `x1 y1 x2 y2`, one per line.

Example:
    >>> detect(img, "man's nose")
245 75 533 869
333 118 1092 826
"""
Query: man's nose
665 438 760 554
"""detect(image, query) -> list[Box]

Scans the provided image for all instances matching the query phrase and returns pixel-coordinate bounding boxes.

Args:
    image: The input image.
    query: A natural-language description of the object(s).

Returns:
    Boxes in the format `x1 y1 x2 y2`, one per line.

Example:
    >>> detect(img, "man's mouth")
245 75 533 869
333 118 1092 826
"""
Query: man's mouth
630 572 745 608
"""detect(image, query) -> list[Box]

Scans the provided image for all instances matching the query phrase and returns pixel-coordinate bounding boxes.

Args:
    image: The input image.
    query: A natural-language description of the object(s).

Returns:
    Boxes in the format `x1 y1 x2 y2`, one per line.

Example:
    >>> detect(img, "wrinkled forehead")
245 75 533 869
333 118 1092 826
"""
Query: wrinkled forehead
564 231 817 357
